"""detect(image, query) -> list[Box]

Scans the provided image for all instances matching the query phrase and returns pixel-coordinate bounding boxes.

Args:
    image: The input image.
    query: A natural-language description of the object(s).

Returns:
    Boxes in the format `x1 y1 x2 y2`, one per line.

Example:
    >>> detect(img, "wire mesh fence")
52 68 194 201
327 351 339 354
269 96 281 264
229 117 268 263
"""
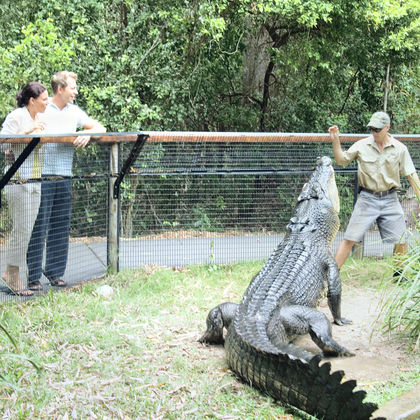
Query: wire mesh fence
1 132 419 302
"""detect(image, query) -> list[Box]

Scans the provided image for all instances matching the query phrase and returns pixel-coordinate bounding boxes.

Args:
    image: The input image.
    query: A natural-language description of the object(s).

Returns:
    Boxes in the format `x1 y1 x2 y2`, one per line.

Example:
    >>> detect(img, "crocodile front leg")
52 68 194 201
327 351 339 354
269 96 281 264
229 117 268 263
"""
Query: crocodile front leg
326 255 352 325
268 305 355 357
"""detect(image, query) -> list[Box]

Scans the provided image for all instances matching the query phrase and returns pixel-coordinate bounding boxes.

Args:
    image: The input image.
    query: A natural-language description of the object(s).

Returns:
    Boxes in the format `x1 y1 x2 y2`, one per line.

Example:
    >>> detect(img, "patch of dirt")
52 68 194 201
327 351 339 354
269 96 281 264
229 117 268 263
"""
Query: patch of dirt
201 286 418 388
295 286 417 385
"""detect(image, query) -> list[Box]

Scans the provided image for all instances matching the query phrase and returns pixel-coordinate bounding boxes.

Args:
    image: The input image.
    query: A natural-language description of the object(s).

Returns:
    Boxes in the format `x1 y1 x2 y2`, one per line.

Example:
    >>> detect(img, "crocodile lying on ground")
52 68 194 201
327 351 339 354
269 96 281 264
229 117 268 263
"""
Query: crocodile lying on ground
199 156 380 420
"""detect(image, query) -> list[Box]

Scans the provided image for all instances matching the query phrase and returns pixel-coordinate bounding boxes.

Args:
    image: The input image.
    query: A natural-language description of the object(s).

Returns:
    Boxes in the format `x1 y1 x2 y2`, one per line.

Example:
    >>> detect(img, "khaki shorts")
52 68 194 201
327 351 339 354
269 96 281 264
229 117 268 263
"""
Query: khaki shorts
344 190 406 243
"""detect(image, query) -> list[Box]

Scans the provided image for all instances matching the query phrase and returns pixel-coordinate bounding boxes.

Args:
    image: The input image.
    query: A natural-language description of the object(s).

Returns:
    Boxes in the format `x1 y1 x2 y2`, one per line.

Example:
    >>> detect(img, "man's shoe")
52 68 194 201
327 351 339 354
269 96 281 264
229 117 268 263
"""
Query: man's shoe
43 270 67 287
49 277 67 287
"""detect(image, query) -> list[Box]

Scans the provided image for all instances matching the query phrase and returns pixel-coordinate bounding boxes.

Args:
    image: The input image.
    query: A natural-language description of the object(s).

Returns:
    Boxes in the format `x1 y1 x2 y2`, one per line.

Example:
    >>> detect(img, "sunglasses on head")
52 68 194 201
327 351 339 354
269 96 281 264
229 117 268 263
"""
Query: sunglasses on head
369 127 383 133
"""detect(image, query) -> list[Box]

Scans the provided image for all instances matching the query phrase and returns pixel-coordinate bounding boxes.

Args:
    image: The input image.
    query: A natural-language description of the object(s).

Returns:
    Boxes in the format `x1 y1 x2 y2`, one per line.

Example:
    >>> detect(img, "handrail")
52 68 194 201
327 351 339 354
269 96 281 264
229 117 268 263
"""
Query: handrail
1 131 420 144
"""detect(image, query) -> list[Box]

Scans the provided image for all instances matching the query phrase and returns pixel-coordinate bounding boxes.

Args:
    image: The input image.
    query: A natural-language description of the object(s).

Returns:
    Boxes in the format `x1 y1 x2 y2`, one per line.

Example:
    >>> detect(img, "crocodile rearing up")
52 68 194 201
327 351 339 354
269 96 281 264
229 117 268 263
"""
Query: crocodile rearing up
199 156 379 420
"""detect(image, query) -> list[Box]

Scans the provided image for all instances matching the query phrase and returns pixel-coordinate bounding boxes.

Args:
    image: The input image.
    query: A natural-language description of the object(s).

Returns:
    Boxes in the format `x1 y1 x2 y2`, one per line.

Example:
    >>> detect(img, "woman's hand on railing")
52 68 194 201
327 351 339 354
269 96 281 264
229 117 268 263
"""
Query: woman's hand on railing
23 120 46 135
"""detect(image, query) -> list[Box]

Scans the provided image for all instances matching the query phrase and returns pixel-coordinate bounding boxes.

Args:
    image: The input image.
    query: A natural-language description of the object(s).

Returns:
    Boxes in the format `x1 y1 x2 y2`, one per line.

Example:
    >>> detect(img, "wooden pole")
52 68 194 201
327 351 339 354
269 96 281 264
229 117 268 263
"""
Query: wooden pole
384 63 390 112
108 143 120 273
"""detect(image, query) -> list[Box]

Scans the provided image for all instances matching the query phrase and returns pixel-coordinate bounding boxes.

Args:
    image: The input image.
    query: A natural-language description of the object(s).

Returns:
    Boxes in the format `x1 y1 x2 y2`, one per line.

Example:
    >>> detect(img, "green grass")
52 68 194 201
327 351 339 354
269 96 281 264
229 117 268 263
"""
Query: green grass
0 260 418 418
381 231 420 351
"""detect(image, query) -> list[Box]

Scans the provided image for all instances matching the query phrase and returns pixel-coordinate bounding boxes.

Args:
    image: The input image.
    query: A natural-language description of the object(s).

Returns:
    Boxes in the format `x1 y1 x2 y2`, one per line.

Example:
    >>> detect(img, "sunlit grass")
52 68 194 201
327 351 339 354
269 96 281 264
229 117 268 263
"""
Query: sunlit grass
0 260 417 418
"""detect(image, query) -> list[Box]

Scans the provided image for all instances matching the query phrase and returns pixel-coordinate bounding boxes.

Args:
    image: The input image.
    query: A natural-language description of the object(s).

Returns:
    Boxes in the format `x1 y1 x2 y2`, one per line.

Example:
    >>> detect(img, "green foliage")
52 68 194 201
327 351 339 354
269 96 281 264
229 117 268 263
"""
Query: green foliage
335 173 356 226
379 189 420 351
0 1 419 244
1 0 419 132
0 321 41 389
390 66 420 133
0 18 76 117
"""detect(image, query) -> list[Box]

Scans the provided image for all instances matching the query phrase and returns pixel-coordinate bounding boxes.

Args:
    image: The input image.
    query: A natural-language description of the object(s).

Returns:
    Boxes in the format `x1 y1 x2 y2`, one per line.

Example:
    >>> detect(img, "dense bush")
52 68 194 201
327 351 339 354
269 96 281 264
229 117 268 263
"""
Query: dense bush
0 0 419 238
0 0 419 133
381 188 420 351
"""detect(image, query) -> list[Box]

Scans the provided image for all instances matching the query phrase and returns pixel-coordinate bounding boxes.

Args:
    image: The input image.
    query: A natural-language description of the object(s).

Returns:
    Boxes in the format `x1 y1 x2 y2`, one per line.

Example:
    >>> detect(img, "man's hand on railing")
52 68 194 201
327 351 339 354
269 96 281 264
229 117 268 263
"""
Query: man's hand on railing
73 135 91 148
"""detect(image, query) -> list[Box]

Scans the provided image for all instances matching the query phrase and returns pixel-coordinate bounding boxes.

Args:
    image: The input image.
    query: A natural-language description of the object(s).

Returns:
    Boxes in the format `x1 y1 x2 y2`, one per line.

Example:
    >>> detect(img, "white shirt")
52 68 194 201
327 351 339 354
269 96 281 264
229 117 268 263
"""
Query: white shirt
41 102 90 176
1 107 44 179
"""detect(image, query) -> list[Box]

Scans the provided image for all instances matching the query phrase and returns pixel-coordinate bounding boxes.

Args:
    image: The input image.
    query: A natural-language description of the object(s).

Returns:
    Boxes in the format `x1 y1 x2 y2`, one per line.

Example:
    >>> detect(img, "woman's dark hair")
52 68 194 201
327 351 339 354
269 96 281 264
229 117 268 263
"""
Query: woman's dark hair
16 81 47 107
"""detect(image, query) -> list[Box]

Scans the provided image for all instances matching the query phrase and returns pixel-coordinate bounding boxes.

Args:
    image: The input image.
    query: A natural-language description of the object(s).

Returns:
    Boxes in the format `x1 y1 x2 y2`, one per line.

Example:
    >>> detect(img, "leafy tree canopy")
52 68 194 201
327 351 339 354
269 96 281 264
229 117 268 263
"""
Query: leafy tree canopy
0 0 418 133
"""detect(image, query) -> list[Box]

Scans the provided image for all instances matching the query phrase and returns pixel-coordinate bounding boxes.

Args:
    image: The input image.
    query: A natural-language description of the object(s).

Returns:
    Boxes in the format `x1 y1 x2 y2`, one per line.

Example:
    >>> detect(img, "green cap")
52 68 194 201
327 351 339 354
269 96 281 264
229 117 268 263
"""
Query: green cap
367 111 390 129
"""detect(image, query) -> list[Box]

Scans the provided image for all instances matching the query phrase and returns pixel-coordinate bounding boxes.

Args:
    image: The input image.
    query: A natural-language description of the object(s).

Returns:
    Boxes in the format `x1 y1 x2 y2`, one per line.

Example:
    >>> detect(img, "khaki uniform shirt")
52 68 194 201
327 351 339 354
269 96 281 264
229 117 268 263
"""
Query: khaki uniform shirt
340 135 416 192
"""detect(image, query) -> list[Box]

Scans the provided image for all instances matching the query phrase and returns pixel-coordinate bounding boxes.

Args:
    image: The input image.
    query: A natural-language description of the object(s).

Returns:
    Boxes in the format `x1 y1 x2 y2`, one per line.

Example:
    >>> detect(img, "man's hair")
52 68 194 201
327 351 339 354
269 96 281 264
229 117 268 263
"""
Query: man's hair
51 71 78 94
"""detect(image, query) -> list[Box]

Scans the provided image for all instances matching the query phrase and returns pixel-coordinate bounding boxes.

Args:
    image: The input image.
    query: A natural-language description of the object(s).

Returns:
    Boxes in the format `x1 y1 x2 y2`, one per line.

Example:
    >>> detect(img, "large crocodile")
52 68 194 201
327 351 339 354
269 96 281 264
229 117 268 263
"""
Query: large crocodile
199 156 379 420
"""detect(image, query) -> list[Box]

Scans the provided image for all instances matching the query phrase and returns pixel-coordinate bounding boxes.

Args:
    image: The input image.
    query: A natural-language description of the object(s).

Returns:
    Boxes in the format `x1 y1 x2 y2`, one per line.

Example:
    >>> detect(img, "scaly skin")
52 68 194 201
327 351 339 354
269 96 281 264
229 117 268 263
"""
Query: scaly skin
199 157 380 420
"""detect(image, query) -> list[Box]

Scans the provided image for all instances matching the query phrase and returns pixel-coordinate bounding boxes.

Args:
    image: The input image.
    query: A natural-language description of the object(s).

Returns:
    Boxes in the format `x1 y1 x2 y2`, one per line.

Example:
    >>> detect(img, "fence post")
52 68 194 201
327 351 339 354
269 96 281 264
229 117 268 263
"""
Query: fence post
108 143 120 273
351 172 364 259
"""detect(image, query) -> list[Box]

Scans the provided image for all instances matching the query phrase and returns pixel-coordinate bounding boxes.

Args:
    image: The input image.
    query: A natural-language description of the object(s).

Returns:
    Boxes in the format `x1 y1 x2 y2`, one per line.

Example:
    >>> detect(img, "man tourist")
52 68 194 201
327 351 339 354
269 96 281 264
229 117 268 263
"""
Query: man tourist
27 71 106 290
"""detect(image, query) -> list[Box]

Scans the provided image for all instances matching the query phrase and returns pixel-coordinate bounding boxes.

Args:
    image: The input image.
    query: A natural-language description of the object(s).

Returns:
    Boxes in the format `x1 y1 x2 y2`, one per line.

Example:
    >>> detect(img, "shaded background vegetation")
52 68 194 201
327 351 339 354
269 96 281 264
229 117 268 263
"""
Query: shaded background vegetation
0 0 419 238
0 0 419 133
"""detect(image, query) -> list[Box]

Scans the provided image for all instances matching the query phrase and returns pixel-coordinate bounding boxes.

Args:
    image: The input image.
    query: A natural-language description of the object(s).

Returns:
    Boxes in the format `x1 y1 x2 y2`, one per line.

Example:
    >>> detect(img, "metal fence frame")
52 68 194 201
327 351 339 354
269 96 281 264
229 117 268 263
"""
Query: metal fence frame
1 131 419 281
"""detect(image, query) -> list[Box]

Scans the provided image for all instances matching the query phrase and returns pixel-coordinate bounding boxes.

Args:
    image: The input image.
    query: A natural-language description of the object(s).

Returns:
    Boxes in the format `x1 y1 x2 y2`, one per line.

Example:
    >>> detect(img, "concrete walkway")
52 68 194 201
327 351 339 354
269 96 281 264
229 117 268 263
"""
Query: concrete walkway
374 383 420 419
0 231 399 299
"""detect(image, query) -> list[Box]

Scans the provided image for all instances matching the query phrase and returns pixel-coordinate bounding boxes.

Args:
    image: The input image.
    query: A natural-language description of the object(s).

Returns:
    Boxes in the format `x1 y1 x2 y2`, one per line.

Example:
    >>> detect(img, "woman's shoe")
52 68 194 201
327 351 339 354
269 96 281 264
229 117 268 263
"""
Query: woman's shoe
5 287 34 296
0 278 33 296
46 276 67 287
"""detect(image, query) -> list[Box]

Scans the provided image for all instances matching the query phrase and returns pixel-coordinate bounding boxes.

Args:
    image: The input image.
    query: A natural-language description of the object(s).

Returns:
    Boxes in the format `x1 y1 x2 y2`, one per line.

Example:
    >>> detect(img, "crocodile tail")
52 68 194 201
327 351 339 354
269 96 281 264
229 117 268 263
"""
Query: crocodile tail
225 327 380 420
